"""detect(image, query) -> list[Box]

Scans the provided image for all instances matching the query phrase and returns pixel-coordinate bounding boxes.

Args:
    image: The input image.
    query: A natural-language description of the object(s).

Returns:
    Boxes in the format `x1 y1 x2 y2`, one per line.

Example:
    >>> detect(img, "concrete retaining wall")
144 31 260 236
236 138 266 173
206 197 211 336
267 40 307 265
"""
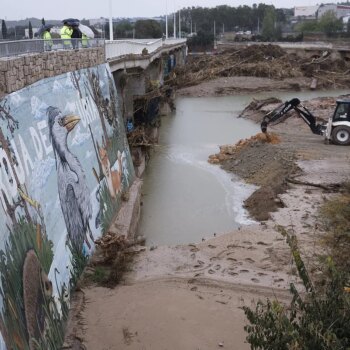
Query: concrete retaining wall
0 63 135 349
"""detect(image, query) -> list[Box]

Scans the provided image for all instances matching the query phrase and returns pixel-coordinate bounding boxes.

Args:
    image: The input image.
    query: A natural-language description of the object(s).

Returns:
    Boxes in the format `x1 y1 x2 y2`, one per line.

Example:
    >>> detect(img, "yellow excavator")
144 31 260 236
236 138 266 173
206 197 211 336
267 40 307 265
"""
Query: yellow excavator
261 98 350 146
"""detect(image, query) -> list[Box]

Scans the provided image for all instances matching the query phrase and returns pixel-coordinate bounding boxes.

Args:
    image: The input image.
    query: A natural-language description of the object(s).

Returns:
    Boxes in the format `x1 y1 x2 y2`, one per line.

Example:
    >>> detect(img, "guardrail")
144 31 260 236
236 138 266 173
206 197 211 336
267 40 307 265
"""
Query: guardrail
0 38 105 58
105 38 187 60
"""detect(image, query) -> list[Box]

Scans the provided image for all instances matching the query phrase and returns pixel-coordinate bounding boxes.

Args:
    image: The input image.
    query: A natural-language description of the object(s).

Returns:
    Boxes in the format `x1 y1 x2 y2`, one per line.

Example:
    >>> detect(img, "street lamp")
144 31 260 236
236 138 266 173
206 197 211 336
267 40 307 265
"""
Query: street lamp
166 0 168 39
178 8 181 38
173 0 176 38
109 0 113 40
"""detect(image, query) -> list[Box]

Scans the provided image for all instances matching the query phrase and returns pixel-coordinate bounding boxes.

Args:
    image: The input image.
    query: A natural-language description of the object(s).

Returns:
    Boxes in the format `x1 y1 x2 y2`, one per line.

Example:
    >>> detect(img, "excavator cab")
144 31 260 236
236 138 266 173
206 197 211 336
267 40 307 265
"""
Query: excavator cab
326 100 350 145
260 98 350 146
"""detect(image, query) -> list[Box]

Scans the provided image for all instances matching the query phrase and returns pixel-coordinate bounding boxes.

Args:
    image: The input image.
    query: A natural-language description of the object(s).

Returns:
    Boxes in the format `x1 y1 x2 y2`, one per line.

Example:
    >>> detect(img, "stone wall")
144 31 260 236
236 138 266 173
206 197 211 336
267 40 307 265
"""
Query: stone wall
0 47 105 98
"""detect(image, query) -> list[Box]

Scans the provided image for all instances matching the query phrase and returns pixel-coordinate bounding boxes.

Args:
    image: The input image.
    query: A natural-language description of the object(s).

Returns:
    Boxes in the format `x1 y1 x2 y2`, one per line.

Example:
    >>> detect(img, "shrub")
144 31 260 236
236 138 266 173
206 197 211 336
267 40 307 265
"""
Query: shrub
243 228 350 349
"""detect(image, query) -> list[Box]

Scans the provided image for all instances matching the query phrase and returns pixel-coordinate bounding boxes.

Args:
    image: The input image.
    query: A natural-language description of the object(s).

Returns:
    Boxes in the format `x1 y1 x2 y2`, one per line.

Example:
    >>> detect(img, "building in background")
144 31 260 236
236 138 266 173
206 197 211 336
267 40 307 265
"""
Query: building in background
317 4 350 19
294 6 319 19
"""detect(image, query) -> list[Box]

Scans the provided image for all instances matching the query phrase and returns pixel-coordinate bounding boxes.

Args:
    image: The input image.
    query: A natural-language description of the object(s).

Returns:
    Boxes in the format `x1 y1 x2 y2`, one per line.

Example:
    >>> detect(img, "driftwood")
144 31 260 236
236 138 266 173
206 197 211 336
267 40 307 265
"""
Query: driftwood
127 127 154 147
94 232 145 262
286 177 340 191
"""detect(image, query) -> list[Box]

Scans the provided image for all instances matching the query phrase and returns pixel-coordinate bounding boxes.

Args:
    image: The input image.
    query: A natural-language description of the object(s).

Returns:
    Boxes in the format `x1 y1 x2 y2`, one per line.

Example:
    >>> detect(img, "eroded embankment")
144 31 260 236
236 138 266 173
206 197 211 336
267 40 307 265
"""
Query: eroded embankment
208 132 296 221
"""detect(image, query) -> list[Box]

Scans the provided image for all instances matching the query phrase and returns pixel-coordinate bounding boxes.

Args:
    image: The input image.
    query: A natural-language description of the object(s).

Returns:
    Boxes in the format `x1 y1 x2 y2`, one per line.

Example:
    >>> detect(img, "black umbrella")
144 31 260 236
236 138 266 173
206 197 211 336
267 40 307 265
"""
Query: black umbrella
62 18 80 26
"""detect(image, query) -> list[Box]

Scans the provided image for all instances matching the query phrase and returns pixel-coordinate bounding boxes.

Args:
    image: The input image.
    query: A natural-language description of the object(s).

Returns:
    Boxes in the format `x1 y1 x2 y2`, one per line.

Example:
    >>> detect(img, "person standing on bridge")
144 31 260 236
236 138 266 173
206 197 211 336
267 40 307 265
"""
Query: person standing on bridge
71 25 82 49
81 33 89 48
60 21 73 49
43 27 53 51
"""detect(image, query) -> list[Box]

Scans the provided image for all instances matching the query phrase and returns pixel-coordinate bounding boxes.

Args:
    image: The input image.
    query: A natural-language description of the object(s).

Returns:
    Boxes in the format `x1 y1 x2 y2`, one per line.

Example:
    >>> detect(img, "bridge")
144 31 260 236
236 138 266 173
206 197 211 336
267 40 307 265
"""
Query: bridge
0 37 187 97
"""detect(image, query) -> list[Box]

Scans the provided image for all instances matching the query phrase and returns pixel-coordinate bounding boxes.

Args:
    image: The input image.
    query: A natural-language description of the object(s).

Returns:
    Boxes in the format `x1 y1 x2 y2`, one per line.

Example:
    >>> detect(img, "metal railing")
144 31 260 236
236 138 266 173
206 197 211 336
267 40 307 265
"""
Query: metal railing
105 38 187 60
0 37 187 60
0 38 105 58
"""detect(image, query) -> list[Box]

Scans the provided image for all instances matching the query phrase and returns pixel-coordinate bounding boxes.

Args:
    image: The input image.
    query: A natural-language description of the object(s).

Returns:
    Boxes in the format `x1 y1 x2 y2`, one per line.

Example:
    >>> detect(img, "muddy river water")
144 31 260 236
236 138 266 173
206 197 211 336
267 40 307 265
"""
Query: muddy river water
137 90 349 246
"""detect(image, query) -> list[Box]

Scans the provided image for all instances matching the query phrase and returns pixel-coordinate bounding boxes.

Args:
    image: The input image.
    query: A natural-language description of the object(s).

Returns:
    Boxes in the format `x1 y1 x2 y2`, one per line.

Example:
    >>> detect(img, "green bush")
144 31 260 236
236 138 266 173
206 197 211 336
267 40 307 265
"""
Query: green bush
243 228 350 349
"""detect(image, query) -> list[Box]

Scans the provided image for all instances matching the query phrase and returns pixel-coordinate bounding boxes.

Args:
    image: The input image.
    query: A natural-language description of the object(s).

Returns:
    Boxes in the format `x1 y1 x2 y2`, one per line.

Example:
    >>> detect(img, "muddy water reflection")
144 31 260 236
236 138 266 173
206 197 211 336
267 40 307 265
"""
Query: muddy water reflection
138 91 349 246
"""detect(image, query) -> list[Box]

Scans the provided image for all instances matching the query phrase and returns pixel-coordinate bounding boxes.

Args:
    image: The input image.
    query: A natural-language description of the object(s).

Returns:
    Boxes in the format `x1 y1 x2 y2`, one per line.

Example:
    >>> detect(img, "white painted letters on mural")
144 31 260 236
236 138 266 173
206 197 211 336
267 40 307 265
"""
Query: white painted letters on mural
0 149 14 200
1 150 17 197
37 120 53 156
18 135 34 177
10 139 26 183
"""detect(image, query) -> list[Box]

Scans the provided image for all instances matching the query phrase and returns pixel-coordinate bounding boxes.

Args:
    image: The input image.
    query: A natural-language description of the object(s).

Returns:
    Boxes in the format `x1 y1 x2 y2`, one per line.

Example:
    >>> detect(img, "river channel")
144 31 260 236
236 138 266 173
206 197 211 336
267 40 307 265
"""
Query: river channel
137 90 349 246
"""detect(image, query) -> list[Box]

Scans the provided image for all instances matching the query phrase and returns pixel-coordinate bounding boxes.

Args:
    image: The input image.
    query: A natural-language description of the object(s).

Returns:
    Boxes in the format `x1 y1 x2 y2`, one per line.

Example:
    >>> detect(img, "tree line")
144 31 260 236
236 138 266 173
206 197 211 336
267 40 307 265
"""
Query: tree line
106 4 349 41
1 3 349 41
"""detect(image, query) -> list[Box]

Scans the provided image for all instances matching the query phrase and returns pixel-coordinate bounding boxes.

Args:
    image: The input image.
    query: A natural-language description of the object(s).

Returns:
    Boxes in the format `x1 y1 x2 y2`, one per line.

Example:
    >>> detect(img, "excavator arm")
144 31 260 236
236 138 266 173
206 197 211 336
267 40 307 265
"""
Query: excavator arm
261 98 326 135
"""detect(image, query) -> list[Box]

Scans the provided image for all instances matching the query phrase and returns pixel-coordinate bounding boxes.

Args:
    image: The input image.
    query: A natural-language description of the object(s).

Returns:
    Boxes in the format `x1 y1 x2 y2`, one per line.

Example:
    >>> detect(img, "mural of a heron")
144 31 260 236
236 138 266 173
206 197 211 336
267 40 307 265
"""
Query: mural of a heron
47 106 94 251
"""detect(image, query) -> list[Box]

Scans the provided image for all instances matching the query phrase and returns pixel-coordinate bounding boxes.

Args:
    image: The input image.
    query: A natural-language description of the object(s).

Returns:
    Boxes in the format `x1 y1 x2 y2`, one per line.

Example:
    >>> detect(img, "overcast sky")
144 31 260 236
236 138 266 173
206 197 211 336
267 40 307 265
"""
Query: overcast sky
2 0 322 21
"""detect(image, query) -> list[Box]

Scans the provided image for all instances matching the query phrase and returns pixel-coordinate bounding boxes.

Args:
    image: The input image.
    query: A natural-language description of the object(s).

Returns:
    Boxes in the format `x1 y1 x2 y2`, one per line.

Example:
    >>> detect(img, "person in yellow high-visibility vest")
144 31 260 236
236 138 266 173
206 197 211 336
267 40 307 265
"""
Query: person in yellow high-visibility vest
60 22 73 49
43 28 53 51
81 33 89 48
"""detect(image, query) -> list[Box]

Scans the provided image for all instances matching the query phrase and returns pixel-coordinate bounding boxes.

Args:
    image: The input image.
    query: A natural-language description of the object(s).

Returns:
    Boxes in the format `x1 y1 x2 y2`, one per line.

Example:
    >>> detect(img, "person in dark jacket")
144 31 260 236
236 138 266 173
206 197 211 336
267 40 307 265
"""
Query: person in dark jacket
71 26 82 49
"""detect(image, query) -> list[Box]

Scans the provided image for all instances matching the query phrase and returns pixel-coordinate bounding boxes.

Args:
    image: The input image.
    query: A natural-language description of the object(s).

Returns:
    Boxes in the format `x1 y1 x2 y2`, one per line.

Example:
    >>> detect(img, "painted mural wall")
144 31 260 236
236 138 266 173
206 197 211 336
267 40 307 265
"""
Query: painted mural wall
0 63 135 349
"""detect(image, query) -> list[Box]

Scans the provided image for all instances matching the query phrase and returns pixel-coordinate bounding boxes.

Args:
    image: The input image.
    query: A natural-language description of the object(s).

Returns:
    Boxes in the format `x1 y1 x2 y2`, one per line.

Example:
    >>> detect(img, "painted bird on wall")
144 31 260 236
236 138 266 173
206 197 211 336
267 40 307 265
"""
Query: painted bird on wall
47 106 94 251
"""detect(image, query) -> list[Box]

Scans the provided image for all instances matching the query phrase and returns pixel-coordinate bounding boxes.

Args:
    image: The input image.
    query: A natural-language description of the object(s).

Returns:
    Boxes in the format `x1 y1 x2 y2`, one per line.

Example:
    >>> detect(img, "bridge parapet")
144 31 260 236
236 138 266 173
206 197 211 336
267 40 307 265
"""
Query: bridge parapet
105 38 187 61
0 46 104 98
0 38 105 58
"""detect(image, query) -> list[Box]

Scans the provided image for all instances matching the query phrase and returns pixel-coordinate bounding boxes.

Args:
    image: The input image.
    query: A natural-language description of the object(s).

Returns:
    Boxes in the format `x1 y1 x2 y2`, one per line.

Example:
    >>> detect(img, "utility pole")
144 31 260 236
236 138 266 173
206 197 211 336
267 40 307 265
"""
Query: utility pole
174 11 176 38
178 9 181 38
222 23 225 35
109 0 113 40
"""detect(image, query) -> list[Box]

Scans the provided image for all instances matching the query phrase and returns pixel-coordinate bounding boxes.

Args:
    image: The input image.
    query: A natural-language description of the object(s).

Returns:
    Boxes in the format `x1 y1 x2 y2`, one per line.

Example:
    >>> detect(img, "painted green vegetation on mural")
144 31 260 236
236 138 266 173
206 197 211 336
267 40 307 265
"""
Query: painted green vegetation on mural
0 216 70 349
0 64 135 349
0 96 70 349
85 68 134 236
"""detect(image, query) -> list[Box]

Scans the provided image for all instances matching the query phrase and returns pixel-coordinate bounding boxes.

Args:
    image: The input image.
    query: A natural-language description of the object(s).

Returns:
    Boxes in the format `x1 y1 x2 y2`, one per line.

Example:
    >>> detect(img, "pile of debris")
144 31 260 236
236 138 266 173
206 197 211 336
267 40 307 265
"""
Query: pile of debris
208 132 281 164
172 44 350 89
127 126 157 147
82 233 145 288
94 233 129 263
